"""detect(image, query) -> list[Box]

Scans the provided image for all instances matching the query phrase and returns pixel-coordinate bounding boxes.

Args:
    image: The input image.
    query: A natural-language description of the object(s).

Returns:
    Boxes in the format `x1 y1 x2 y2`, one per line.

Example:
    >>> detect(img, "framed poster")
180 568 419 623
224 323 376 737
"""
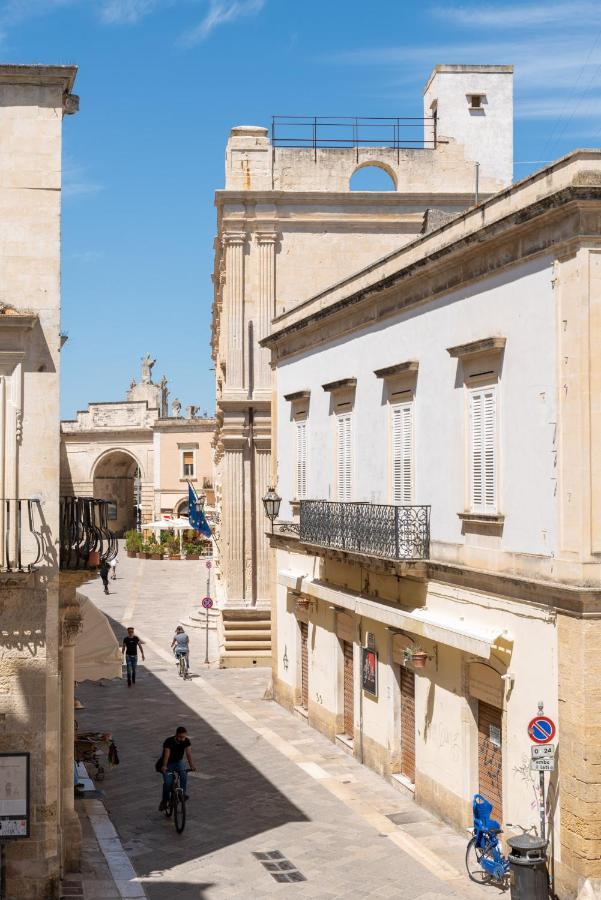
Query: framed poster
361 646 378 697
0 753 30 839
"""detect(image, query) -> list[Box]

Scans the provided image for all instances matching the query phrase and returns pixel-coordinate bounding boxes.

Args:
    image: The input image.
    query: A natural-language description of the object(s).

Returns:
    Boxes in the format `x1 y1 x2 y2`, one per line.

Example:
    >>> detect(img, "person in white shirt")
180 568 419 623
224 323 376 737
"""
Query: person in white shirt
109 554 118 580
171 626 190 673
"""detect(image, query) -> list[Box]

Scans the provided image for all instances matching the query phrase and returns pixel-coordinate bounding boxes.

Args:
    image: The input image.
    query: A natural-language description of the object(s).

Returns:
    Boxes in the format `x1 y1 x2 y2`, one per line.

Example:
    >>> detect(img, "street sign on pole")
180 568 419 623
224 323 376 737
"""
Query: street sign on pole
530 757 555 773
201 597 213 610
531 744 555 759
527 716 556 744
206 560 212 569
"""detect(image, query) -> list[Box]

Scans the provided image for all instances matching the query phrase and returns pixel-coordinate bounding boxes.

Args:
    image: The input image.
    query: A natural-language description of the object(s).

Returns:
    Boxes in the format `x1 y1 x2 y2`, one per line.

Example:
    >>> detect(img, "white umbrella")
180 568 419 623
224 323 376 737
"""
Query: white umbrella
143 516 193 553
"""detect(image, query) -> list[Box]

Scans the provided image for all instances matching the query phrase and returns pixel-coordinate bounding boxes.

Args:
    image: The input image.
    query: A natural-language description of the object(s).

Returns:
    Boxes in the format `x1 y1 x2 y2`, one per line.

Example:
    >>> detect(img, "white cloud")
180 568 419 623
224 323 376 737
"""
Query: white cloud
431 2 601 29
181 0 265 45
99 0 161 24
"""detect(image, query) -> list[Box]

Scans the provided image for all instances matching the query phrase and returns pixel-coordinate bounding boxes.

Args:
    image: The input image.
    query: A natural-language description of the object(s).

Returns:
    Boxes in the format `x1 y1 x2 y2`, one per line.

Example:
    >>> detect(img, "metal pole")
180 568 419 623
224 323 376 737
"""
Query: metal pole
0 842 6 900
474 162 480 205
539 771 546 841
204 606 209 665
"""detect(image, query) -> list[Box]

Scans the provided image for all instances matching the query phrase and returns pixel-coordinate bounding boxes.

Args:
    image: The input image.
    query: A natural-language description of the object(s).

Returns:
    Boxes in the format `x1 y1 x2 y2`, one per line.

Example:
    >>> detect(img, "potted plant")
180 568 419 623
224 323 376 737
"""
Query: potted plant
138 542 153 560
148 537 162 560
411 648 429 669
125 529 141 558
185 543 200 560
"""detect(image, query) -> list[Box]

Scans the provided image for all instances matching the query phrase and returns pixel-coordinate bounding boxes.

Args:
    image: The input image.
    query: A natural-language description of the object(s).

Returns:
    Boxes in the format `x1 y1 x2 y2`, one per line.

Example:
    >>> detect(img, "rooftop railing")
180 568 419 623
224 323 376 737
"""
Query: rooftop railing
271 115 437 156
299 499 430 561
60 496 117 571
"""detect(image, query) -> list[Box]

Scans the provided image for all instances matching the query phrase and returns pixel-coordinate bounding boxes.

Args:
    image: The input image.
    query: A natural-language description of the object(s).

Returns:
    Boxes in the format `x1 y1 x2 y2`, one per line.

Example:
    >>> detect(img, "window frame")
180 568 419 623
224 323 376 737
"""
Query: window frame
336 409 353 502
468 382 498 515
390 397 414 505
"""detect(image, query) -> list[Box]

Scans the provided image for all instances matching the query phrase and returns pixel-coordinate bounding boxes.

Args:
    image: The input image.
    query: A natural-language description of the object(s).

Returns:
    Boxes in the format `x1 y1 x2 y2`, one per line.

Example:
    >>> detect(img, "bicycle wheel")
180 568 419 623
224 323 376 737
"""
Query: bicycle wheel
173 789 186 833
179 655 186 679
164 793 173 818
465 836 502 884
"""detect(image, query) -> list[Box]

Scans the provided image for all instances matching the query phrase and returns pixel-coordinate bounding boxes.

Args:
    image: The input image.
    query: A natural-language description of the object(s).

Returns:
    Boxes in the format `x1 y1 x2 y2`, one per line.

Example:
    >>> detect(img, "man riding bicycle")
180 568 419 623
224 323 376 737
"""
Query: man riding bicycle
171 626 190 674
158 726 196 810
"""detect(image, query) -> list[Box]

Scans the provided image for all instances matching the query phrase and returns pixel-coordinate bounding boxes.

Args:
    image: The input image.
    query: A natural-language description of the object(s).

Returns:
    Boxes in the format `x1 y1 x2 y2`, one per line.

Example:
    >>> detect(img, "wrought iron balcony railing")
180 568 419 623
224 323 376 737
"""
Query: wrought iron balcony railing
299 500 430 561
0 499 44 573
60 496 117 571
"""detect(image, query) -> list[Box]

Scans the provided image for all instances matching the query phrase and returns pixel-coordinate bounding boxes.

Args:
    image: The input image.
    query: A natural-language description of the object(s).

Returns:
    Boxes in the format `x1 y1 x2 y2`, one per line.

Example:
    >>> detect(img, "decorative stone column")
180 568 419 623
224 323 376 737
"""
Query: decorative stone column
255 232 278 389
58 580 86 874
221 439 245 603
254 446 271 603
223 233 246 390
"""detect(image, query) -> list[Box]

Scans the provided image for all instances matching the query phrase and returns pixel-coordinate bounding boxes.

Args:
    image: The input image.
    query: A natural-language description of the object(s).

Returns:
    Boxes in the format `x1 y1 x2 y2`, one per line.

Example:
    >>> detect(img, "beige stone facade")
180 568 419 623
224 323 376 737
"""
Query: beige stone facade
0 64 80 899
212 64 514 610
61 361 215 534
263 149 601 898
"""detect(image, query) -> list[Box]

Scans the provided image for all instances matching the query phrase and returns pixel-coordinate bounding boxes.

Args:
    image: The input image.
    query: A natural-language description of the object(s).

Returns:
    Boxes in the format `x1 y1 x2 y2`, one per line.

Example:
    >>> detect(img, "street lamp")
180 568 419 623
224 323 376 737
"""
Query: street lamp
262 486 281 533
194 492 206 515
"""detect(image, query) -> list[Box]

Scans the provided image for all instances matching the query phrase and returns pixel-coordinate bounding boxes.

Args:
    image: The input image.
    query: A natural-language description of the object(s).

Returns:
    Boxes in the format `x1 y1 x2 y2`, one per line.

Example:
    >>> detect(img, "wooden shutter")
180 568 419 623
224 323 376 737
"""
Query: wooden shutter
337 413 352 502
342 640 354 736
478 701 503 823
296 420 308 499
392 402 413 504
470 386 497 513
400 668 416 782
299 621 309 709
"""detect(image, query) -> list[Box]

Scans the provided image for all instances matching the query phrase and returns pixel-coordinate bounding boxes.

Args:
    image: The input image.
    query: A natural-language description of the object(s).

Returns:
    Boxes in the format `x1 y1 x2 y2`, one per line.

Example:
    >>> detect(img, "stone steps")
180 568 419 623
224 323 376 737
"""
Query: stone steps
219 610 272 668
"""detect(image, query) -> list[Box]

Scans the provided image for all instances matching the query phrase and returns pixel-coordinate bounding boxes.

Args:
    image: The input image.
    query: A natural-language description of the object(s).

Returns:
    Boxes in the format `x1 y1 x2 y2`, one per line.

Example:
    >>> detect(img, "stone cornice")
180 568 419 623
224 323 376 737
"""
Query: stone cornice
0 63 77 93
322 378 356 393
447 336 506 358
374 360 419 379
284 390 311 402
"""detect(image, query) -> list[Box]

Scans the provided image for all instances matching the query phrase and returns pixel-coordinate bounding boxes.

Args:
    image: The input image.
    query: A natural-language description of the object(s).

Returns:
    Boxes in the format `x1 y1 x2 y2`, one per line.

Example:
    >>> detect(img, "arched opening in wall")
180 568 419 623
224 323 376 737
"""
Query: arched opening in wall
349 164 397 191
93 451 140 537
175 499 189 518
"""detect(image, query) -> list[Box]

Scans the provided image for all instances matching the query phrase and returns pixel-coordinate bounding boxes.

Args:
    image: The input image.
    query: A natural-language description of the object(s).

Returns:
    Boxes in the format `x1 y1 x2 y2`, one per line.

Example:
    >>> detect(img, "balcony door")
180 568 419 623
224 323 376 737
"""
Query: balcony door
299 621 309 709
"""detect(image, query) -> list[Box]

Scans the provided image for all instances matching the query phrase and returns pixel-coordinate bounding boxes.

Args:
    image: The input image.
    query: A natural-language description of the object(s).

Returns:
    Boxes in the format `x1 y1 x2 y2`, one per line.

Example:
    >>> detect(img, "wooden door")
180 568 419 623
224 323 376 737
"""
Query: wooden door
299 622 308 709
400 667 416 782
343 640 354 737
478 701 503 823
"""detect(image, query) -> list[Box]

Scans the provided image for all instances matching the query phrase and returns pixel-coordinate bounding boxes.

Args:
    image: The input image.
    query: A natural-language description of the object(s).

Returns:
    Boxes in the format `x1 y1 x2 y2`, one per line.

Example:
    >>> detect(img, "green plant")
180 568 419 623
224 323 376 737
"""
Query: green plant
141 543 154 554
184 543 199 557
125 529 142 552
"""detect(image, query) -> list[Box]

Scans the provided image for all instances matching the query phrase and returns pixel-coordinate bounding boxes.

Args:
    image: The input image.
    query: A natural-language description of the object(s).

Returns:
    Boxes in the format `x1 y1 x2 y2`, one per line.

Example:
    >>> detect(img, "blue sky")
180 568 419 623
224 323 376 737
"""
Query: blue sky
4 0 601 417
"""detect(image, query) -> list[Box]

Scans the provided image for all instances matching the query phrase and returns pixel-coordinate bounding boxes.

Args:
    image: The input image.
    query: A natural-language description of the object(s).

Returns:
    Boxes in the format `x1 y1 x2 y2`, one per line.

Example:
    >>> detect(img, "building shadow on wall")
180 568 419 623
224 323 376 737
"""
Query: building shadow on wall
76 615 308 900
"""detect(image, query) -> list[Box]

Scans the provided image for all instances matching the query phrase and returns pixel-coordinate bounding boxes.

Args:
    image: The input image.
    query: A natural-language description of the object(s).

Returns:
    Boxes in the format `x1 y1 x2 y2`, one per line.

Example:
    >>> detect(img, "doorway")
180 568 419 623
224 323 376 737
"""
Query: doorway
342 640 354 738
478 700 503 823
400 667 416 783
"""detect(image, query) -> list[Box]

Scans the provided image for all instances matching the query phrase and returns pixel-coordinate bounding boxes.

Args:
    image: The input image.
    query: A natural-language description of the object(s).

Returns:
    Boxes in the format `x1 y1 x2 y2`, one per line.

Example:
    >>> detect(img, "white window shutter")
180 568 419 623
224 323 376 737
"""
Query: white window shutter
337 413 352 501
470 386 496 513
392 403 413 504
296 421 308 499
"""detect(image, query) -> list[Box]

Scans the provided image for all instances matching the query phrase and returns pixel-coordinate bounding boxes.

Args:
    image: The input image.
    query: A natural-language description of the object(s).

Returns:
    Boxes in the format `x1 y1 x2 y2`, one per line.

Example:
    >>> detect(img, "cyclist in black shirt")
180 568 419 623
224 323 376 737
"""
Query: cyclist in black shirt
159 726 196 810
122 628 145 687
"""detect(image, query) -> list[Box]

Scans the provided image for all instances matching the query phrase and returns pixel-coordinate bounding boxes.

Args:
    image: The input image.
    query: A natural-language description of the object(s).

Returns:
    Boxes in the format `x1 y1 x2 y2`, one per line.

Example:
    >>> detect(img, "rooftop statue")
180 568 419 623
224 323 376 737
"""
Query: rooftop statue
141 353 156 384
172 398 181 418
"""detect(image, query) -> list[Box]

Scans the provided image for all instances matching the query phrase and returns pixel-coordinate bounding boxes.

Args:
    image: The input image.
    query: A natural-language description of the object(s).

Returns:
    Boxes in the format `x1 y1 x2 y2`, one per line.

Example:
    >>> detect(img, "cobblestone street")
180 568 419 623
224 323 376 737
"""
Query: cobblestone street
75 553 497 900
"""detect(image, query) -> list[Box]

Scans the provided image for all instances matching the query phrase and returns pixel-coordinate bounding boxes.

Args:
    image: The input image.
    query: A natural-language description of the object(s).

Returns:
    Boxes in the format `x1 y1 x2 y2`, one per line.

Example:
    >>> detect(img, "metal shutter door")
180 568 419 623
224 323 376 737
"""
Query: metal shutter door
343 640 354 736
400 667 416 782
478 700 503 824
300 621 308 709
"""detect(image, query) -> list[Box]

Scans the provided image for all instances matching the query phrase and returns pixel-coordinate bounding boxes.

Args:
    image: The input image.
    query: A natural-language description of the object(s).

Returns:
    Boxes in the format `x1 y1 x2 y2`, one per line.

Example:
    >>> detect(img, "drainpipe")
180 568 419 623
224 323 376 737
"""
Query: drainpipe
474 162 480 206
358 615 364 765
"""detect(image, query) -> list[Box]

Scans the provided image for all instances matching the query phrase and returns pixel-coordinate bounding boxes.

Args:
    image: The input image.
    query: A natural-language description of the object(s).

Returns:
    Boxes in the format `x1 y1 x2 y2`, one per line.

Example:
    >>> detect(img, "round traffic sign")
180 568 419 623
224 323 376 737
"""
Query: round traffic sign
206 560 212 569
201 596 213 609
528 716 556 744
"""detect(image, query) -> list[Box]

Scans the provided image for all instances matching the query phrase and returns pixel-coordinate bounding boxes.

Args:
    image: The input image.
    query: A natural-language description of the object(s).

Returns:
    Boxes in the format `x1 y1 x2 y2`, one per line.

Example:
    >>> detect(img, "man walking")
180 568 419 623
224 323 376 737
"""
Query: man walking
122 627 145 687
99 558 110 595
159 726 196 810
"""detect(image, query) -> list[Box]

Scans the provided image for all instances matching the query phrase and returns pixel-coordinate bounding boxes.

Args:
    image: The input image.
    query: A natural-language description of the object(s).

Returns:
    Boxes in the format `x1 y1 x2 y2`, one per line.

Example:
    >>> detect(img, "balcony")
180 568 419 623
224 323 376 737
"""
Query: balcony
299 500 430 561
60 496 117 570
0 499 44 573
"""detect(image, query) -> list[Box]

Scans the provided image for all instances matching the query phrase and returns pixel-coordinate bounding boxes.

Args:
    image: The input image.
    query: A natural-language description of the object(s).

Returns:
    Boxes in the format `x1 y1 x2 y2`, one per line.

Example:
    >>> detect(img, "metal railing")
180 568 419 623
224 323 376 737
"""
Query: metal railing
0 499 44 573
271 115 437 154
299 500 430 560
60 497 117 570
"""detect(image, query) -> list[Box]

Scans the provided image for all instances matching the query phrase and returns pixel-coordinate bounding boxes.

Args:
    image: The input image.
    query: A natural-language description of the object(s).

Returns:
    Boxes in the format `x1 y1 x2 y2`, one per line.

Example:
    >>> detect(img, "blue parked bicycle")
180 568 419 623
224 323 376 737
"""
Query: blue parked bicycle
466 794 538 885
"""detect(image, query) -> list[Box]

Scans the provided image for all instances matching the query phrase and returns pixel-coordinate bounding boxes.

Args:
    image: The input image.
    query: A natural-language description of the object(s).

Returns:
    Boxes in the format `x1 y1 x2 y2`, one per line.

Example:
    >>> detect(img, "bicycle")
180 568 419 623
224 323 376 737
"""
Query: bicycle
174 650 189 680
466 794 538 886
163 767 187 834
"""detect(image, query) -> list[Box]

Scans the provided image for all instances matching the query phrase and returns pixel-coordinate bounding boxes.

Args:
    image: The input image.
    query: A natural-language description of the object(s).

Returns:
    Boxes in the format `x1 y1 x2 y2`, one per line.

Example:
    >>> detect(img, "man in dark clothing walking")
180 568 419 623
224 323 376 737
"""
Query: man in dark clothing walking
122 627 145 687
99 559 110 595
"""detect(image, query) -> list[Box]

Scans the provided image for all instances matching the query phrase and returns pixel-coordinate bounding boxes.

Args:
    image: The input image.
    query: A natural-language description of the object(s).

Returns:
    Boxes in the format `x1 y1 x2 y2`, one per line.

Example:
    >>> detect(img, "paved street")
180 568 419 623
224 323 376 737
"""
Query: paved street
75 552 498 900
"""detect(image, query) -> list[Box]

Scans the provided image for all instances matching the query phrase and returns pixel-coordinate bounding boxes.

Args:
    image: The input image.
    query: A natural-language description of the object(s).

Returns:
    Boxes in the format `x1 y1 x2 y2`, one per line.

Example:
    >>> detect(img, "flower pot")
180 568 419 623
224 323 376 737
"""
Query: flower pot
88 550 100 567
126 550 136 558
137 552 149 560
150 553 161 560
412 651 428 669
186 554 200 561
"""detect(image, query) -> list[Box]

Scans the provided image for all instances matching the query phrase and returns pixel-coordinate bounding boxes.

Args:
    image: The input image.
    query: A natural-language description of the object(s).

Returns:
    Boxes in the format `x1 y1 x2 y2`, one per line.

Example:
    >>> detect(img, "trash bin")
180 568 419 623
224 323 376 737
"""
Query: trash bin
507 834 549 899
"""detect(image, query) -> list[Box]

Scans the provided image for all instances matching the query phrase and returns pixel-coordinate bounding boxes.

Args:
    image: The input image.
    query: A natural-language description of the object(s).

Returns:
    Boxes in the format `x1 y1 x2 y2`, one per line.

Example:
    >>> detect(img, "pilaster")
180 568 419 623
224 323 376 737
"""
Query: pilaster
223 233 246 390
222 439 245 603
255 232 278 389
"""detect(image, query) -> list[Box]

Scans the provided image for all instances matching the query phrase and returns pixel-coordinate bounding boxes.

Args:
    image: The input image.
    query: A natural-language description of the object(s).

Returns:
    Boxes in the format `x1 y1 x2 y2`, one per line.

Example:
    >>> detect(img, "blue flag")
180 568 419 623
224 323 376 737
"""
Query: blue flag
188 483 212 538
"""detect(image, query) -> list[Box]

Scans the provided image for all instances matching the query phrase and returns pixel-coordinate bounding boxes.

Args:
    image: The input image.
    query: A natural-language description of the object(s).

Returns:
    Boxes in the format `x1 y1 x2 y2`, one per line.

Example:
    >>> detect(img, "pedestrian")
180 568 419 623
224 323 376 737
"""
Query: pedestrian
157 726 196 811
122 627 145 688
99 558 110 595
109 553 118 580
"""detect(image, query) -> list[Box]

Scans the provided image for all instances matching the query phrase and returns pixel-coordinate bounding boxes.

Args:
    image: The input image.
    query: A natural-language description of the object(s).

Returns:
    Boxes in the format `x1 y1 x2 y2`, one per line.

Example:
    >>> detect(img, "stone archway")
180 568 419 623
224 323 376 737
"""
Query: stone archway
92 450 140 537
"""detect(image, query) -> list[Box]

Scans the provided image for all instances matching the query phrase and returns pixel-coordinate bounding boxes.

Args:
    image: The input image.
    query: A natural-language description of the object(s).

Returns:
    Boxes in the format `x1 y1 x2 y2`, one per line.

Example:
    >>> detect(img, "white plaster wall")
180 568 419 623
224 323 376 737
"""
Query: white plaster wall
424 68 513 187
276 257 557 558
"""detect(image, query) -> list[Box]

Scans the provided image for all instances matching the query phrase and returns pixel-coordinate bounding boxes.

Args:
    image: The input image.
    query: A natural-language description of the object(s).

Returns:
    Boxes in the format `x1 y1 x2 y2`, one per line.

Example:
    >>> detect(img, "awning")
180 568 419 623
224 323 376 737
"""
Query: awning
278 571 506 659
74 595 122 681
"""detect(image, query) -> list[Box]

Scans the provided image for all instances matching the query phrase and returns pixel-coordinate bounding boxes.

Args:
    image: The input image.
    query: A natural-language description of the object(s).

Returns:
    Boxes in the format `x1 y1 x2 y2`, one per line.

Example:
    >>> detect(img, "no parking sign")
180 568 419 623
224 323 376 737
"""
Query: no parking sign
528 715 556 744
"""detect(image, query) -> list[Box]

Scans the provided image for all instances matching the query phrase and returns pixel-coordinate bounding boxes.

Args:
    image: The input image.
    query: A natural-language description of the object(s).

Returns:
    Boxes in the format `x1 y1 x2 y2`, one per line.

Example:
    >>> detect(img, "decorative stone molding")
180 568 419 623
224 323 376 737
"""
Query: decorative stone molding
374 361 419 379
61 606 83 643
447 336 506 359
322 378 357 393
284 390 311 402
62 92 80 115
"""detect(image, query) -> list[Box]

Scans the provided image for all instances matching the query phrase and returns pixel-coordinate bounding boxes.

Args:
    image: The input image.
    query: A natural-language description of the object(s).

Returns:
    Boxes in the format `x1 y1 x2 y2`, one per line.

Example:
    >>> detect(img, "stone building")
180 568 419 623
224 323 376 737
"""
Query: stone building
61 359 215 532
211 64 513 635
0 64 80 899
263 149 601 898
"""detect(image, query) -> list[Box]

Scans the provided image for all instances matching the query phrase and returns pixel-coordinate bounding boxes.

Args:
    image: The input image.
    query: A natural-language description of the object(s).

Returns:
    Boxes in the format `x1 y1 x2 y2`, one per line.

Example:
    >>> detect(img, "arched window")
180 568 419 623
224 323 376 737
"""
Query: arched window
349 164 396 192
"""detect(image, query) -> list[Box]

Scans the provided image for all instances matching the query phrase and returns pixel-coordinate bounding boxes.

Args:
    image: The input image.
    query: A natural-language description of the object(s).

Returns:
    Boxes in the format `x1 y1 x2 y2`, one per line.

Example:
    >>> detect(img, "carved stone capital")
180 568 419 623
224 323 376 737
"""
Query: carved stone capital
63 92 80 116
61 605 83 644
255 232 279 245
222 232 247 248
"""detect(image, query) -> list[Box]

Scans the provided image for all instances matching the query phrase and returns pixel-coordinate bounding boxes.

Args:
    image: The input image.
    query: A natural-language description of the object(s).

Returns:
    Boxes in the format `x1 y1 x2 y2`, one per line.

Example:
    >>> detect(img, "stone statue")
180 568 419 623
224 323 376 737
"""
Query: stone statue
185 404 198 420
141 353 156 384
172 398 181 418
159 375 169 417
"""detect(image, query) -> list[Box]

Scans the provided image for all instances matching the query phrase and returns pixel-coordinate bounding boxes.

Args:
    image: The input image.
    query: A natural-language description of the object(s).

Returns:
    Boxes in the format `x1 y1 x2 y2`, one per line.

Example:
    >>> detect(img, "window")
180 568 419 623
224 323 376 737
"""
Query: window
182 450 195 478
391 401 414 504
296 419 308 499
469 386 497 513
336 413 352 501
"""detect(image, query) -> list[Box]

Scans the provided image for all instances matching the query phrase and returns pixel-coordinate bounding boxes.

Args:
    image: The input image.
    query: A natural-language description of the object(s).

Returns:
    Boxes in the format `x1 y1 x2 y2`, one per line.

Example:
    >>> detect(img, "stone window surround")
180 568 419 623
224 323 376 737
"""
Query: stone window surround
178 445 198 480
